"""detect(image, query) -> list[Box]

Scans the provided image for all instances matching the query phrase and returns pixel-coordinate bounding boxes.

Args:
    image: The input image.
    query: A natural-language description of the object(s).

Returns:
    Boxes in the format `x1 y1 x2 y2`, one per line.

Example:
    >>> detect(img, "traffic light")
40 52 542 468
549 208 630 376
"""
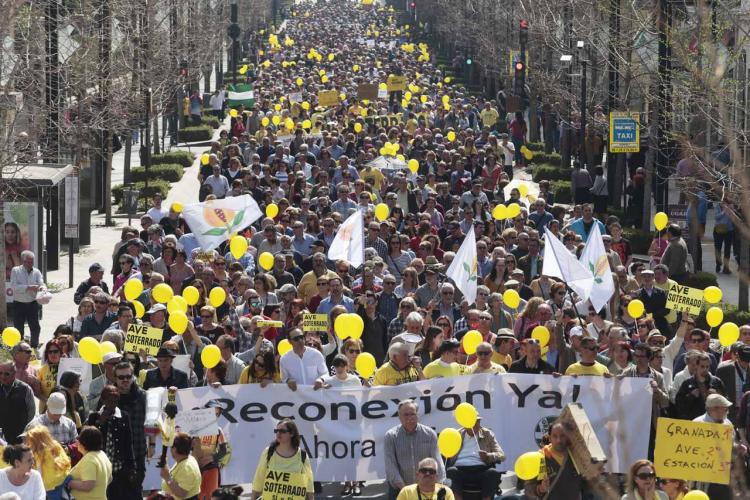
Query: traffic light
410 2 416 8
519 19 528 46
514 60 525 73
466 57 473 65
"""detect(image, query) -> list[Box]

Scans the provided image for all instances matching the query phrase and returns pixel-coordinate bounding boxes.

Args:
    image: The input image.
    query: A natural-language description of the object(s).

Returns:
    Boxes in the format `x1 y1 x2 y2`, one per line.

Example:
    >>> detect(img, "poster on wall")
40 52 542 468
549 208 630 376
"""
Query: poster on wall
4 202 39 303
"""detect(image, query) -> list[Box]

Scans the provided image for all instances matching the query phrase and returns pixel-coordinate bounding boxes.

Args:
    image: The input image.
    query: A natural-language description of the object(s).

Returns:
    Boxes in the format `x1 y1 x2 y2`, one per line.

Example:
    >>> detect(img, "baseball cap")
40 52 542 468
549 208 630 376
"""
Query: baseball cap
147 304 167 314
47 392 67 415
569 326 585 338
102 352 123 364
705 394 732 408
647 331 666 341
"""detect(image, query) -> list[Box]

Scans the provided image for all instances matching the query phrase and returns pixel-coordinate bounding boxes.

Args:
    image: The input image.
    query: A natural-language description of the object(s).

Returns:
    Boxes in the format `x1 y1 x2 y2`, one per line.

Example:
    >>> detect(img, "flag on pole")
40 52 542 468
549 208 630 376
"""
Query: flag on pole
227 83 255 107
181 195 263 251
446 226 478 306
328 209 364 267
541 227 595 302
578 223 615 312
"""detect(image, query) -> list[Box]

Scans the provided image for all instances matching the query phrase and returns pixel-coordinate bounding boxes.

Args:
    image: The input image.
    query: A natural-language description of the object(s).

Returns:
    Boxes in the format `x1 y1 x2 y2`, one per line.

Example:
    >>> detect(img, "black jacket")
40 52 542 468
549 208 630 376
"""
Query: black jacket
86 407 136 471
637 287 673 338
142 367 189 390
74 279 110 304
675 375 726 421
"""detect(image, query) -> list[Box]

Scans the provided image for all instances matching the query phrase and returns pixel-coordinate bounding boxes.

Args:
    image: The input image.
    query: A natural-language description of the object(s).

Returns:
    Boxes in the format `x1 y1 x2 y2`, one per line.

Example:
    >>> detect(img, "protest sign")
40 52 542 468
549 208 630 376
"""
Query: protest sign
257 320 284 328
58 357 92 394
177 373 651 484
173 355 190 375
126 323 164 356
318 90 340 107
303 313 328 332
654 417 733 485
666 283 704 314
386 75 406 92
175 408 219 437
357 84 379 101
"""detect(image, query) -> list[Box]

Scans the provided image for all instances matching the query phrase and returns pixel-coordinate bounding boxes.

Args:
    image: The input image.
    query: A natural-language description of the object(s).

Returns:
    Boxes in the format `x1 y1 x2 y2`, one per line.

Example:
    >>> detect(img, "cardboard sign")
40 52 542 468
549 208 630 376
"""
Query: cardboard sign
303 313 329 332
58 357 92 394
318 90 340 107
386 75 406 92
654 417 733 485
126 323 164 356
357 84 379 101
175 408 219 437
666 283 704 314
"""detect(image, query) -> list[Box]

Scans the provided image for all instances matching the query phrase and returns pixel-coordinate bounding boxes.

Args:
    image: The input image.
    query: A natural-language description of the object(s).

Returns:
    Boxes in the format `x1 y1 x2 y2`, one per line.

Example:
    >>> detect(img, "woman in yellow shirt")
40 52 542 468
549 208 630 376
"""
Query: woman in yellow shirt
251 419 314 500
24 426 70 499
36 338 64 412
160 432 202 499
239 349 282 385
67 426 112 500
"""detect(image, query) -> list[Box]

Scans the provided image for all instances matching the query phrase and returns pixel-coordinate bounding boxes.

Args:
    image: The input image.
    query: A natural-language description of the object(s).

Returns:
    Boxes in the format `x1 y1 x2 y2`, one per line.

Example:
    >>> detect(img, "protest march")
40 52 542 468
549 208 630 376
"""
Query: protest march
2 0 749 499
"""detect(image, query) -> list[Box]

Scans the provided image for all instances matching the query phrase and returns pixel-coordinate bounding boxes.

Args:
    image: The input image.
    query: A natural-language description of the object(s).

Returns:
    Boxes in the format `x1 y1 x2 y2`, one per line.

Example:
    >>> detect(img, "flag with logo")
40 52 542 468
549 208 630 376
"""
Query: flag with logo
181 195 263 251
446 226 478 306
541 227 594 302
328 209 364 267
578 223 615 311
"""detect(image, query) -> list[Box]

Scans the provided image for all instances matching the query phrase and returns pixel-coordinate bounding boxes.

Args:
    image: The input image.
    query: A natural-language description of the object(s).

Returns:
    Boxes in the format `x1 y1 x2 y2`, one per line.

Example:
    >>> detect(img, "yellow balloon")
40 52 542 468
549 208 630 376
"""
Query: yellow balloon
259 252 274 271
361 108 368 117
349 314 364 340
438 428 462 458
704 286 722 304
133 300 145 319
352 64 360 72
272 115 281 126
408 159 419 173
518 183 529 198
442 95 450 104
706 306 724 328
302 119 312 129
420 95 428 103
321 75 328 83
334 314 351 340
167 295 188 315
124 279 144 301
397 154 405 162
379 82 387 91
171 202 183 213
683 491 709 500
507 203 521 218
515 451 544 480
182 286 200 306
201 153 210 165
208 287 226 308
503 289 521 309
654 211 669 231
99 341 116 356
266 203 279 218
627 299 645 318
168 310 188 334
719 322 740 347
374 203 390 222
355 353 377 379
354 123 363 133
296 77 303 86
531 326 550 347
230 235 249 259
492 204 507 220
462 330 482 355
230 109 238 118
201 345 221 369
261 117 270 127
446 131 456 142
523 149 534 161
284 118 295 130
274 103 282 112
379 146 387 156
454 402 478 429
2 327 21 347
404 91 412 101
278 339 293 356
328 53 335 61
152 283 174 304
79 337 102 365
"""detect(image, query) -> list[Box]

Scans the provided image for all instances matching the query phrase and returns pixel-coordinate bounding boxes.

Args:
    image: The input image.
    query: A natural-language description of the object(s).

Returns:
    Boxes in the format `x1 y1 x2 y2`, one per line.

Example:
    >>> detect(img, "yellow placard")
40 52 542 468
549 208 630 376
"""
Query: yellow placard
125 323 164 356
257 320 284 328
345 111 429 130
654 417 733 485
192 250 215 263
261 469 309 500
666 283 704 315
386 75 407 92
318 90 340 107
303 313 329 332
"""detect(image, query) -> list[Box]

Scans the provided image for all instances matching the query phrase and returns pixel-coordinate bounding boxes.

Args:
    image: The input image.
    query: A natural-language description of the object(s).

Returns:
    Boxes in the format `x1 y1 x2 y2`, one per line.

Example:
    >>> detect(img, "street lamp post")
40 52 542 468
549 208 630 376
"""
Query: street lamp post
560 54 573 170
229 0 240 87
577 40 587 170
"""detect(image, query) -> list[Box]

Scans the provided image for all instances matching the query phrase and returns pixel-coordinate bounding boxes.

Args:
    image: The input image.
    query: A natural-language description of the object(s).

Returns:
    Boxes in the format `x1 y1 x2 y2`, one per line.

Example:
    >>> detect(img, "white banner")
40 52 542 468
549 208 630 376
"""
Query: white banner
176 373 651 484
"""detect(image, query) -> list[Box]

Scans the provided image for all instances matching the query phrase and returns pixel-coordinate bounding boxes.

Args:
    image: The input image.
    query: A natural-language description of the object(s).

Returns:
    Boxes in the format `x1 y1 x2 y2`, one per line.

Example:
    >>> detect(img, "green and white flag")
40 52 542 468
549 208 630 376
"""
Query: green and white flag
446 226 478 305
227 83 255 107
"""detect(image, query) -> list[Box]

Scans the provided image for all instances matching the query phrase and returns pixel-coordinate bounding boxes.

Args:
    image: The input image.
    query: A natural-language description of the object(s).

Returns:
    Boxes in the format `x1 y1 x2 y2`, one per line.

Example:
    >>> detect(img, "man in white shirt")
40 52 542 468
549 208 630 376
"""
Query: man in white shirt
203 164 230 198
279 328 327 391
9 251 45 348
146 194 169 223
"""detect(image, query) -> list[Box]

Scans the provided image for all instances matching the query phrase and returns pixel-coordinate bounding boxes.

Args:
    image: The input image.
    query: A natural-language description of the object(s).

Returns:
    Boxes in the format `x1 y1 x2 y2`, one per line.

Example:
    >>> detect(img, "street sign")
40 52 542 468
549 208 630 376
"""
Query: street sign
609 112 640 153
64 173 79 239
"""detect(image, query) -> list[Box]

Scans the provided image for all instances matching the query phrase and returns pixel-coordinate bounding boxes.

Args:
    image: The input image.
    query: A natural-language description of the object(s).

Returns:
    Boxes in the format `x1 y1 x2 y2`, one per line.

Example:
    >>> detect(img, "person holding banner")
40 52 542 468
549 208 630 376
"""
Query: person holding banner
250 419 314 500
159 432 201 500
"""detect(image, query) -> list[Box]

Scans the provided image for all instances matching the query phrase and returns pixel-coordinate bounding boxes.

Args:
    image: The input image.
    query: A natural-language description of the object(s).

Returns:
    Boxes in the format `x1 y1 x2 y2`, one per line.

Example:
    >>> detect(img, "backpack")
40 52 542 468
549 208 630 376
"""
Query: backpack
266 443 307 466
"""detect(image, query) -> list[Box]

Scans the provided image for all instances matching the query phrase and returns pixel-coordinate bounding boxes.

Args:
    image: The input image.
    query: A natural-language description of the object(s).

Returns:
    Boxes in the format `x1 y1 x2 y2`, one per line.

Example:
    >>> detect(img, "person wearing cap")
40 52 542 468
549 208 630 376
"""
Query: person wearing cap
675 351 726 420
145 303 175 345
564 336 611 377
444 415 504 500
423 339 464 379
415 258 443 309
716 343 750 423
24 392 77 447
87 351 123 412
74 263 110 305
79 292 117 340
635 269 672 338
142 348 189 390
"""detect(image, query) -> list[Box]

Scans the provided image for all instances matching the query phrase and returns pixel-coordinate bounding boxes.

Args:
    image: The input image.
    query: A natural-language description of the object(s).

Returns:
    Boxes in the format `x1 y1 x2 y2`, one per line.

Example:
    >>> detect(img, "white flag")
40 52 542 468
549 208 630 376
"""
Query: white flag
328 209 364 267
542 227 594 302
578 224 615 312
446 226 478 306
181 195 263 251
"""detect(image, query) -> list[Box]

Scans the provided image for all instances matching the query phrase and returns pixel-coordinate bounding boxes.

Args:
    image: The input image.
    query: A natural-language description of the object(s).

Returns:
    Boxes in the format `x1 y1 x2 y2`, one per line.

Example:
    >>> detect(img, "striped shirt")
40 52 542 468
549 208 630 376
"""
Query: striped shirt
383 423 445 487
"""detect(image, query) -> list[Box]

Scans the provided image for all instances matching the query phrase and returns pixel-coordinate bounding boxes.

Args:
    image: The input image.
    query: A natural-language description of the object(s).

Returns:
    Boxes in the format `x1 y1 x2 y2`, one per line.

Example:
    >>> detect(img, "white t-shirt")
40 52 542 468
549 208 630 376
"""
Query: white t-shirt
146 206 169 223
322 373 362 388
0 468 46 500
454 434 485 467
280 348 328 385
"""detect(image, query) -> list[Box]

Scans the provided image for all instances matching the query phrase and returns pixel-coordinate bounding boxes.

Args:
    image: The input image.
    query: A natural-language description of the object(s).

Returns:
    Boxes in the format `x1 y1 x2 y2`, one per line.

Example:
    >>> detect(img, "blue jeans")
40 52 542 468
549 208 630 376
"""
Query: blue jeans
46 485 66 500
512 136 524 165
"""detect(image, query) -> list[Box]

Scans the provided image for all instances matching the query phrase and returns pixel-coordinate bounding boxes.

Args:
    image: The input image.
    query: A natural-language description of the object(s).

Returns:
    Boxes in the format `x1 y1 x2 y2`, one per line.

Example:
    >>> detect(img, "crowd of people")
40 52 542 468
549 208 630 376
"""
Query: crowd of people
1 0 746 499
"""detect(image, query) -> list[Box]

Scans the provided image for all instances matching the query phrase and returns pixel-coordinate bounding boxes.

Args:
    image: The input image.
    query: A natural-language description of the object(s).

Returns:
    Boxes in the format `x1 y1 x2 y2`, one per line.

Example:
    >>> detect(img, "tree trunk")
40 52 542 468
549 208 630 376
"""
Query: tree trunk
0 200 7 329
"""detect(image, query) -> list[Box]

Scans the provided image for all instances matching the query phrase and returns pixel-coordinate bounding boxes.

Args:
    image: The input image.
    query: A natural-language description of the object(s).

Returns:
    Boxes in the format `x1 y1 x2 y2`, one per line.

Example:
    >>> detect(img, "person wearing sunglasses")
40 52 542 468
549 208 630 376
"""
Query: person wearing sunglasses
509 339 555 374
279 328 328 392
251 419 313 500
622 459 666 500
79 292 117 341
396 458 454 500
0 360 37 445
564 336 611 377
